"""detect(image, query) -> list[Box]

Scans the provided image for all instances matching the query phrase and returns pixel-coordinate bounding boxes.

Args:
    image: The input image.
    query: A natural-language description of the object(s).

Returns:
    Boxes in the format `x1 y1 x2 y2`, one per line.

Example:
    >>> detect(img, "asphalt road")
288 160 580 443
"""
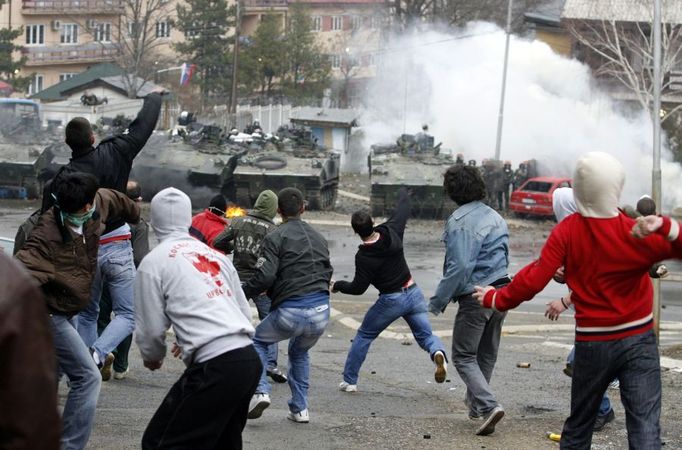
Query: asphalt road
2 201 682 449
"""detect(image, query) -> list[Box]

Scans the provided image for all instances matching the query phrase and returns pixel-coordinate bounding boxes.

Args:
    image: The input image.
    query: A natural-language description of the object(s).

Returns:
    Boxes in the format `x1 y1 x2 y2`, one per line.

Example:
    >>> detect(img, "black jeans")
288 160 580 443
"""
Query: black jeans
561 330 661 450
142 344 262 450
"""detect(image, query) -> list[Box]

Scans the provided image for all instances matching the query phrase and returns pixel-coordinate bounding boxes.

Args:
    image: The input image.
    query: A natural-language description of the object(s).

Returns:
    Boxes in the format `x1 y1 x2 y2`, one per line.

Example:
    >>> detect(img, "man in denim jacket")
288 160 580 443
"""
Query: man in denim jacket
429 164 510 436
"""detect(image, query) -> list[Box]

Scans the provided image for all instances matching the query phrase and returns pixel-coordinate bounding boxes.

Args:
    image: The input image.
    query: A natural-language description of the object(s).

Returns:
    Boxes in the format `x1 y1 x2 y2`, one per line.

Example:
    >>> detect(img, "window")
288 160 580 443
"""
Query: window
311 16 321 32
59 73 77 82
25 24 45 45
156 20 171 38
330 54 341 69
369 16 380 29
350 16 361 31
28 74 43 95
127 21 139 38
331 16 342 31
521 181 552 193
94 22 111 42
367 52 376 66
184 22 200 38
60 23 78 44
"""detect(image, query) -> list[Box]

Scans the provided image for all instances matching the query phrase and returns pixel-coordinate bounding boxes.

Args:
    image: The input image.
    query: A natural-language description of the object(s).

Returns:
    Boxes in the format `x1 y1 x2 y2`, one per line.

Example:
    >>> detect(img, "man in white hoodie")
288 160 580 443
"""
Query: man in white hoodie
134 187 261 449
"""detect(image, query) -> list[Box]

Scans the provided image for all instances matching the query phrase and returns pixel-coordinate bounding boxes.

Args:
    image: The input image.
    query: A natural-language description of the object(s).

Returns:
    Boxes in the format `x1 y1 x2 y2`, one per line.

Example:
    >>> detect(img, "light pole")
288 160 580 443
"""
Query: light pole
230 0 241 115
494 0 513 161
652 0 662 341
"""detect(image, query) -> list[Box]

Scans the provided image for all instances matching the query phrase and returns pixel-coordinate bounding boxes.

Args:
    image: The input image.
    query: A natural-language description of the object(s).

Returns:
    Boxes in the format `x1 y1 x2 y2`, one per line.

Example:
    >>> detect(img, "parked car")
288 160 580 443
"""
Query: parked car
509 176 572 218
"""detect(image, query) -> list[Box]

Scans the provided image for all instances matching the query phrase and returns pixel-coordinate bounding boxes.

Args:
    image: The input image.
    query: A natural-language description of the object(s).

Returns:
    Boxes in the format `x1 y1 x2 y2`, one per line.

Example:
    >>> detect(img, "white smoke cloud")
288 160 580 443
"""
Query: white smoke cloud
360 23 682 211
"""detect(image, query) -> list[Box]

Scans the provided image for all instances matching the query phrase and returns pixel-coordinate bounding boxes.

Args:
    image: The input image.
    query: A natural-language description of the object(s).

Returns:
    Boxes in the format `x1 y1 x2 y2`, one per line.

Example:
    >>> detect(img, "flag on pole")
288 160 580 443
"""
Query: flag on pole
180 63 196 86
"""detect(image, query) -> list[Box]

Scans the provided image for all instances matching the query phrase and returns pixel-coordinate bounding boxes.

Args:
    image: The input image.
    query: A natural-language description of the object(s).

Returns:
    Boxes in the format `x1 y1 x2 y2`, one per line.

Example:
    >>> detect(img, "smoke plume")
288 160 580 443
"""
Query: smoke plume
361 23 682 210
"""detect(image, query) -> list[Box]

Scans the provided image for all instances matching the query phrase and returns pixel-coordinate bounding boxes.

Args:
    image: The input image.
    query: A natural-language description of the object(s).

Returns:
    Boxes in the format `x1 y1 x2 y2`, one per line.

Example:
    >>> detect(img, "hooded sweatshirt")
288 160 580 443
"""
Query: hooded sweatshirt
552 187 577 223
483 151 682 341
134 187 254 366
333 188 412 295
212 190 278 281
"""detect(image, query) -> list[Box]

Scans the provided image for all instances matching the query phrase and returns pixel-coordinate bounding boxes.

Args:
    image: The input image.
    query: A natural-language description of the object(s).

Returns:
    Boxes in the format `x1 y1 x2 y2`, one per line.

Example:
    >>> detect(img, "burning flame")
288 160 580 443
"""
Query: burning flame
225 206 246 218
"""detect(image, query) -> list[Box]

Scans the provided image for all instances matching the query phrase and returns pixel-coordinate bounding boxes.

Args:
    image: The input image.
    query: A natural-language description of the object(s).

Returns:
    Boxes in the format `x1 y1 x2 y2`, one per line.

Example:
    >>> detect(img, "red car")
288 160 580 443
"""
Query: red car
509 176 572 217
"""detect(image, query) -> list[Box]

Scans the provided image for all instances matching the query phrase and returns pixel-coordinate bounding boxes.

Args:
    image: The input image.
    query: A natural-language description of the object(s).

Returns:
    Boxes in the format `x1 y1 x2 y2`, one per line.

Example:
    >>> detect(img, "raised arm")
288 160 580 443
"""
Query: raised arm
384 187 410 240
106 92 163 163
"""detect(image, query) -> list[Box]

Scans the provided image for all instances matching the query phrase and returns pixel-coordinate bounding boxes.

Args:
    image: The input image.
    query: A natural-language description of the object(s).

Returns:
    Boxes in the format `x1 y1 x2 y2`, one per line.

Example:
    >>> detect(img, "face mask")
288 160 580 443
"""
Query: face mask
62 204 96 226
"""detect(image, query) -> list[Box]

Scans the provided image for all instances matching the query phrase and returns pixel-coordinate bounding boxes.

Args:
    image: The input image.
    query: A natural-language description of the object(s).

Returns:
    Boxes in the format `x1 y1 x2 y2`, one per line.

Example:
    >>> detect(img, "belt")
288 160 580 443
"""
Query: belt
99 234 131 245
383 278 417 295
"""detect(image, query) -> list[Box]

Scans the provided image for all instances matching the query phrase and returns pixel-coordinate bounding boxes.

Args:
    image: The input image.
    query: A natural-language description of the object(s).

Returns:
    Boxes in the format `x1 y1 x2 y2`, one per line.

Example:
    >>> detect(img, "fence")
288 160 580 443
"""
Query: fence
40 99 144 128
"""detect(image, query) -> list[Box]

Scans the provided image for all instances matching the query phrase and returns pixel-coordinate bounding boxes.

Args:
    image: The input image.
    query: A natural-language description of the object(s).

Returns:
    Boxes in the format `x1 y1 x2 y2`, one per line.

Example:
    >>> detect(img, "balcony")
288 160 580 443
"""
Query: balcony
23 45 119 66
243 0 287 12
22 0 124 15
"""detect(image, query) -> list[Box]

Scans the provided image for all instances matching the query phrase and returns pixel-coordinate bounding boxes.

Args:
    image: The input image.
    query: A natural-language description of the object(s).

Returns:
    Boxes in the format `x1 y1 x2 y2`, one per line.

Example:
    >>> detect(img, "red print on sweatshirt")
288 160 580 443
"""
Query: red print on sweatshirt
182 251 233 299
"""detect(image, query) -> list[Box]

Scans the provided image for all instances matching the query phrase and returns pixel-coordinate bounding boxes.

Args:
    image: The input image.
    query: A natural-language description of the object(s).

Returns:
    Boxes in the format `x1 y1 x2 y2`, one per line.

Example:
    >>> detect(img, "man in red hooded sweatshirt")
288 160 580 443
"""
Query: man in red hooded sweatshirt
190 194 229 249
474 151 682 449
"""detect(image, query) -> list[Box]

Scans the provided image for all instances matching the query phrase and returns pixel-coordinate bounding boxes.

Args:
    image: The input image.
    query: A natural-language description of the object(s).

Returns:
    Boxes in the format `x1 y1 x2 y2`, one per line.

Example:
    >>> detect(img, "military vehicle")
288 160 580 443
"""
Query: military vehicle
368 132 456 219
129 123 340 210
0 99 58 198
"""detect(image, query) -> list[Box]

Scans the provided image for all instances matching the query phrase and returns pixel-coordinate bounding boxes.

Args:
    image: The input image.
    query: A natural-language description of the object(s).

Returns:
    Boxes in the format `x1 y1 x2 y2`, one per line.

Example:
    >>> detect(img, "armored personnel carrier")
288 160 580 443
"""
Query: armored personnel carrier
0 99 58 198
129 123 340 211
230 124 339 210
368 132 456 219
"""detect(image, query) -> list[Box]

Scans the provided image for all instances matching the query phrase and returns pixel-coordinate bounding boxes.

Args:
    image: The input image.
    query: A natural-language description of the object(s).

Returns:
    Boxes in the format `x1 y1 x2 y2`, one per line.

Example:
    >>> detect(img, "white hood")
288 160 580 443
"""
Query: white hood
573 152 624 219
150 187 192 242
552 187 577 223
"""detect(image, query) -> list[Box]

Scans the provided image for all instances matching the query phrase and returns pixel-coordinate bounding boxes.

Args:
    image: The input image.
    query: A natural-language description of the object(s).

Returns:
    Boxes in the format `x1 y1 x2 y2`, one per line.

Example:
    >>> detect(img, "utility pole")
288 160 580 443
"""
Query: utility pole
652 0 662 341
230 0 241 116
494 0 513 161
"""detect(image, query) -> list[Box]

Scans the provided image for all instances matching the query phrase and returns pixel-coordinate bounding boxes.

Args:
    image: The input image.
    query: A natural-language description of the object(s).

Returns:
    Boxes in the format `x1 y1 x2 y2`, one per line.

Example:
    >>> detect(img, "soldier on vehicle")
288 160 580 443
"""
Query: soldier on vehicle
468 159 477 167
456 153 465 165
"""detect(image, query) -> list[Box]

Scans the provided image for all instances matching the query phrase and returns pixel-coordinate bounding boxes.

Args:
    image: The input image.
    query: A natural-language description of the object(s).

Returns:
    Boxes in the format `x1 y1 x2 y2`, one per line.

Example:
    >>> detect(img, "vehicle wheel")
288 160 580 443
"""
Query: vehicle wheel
307 192 321 211
320 185 337 210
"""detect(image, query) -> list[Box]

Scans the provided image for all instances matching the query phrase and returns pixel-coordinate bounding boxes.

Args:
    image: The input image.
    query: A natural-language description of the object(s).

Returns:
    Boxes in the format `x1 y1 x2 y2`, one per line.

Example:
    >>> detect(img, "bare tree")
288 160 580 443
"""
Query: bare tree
565 16 682 121
77 0 175 97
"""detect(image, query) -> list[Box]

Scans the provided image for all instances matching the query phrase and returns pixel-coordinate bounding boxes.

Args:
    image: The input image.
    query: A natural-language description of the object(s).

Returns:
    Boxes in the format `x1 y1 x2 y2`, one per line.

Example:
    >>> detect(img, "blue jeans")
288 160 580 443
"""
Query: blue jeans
567 347 612 416
343 285 445 385
51 315 101 450
78 240 136 361
253 294 278 369
561 330 661 449
252 303 330 413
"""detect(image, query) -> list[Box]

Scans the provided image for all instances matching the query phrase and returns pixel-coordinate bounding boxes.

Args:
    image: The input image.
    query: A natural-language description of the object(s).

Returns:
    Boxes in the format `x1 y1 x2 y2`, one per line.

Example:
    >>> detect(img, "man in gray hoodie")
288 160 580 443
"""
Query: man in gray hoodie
134 187 261 449
213 189 287 383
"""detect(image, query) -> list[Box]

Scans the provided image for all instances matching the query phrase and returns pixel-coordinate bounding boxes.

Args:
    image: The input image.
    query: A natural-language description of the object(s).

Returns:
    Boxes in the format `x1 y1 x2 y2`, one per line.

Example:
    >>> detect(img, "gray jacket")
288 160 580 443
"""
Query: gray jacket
242 217 332 309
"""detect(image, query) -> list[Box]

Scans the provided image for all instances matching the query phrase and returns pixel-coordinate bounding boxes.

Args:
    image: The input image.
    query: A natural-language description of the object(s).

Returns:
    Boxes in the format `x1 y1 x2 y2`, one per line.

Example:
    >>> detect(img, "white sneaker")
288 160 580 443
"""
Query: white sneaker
339 381 358 393
113 369 129 380
287 409 310 423
247 393 271 419
433 350 447 383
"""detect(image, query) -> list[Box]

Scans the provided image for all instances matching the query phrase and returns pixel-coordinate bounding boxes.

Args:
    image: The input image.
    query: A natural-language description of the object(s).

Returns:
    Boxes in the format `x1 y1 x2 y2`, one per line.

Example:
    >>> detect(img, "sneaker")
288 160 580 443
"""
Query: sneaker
563 363 573 378
287 409 310 423
476 406 505 436
468 412 484 421
267 367 288 383
593 409 615 431
434 351 447 383
92 349 115 382
248 393 271 419
113 369 129 380
339 381 358 393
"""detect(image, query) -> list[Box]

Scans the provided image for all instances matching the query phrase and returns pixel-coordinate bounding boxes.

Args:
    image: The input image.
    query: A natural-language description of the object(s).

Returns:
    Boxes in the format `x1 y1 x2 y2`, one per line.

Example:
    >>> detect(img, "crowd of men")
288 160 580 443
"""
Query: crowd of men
0 91 679 450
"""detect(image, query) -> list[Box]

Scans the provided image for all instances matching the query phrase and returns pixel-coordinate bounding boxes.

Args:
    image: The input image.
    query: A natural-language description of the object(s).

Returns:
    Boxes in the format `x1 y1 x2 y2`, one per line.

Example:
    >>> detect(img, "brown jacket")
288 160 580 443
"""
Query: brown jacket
0 252 60 450
15 189 139 314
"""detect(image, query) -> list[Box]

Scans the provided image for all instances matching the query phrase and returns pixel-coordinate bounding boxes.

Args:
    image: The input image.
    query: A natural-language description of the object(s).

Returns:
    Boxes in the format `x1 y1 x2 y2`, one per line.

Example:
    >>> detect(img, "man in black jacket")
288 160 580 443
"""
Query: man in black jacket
331 188 447 392
42 89 163 380
213 189 288 384
242 188 332 424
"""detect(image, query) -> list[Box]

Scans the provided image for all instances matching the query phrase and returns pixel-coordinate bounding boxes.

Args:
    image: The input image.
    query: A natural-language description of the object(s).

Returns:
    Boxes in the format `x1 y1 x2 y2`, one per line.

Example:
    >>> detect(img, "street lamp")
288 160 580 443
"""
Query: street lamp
493 0 513 161
652 0 662 340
